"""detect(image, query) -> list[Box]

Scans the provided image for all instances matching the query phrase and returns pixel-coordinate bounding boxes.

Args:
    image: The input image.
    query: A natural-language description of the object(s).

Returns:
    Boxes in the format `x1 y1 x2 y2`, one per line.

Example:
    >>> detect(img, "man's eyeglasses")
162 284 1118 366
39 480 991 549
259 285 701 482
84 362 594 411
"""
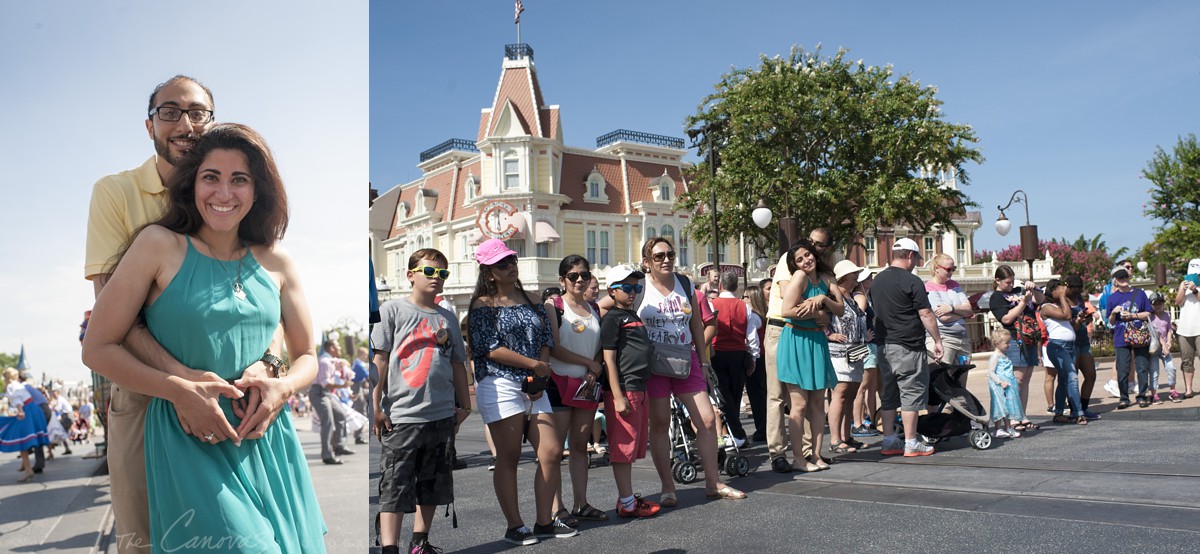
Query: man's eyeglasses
810 240 829 248
651 251 677 263
490 256 518 270
149 106 214 124
609 283 644 295
411 266 451 280
566 271 593 283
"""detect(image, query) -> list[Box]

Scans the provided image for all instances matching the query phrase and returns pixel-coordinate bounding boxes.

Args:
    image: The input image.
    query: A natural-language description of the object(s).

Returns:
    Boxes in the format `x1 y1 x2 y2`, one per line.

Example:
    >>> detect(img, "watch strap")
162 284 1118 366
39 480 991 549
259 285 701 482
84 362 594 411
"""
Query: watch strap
261 353 285 377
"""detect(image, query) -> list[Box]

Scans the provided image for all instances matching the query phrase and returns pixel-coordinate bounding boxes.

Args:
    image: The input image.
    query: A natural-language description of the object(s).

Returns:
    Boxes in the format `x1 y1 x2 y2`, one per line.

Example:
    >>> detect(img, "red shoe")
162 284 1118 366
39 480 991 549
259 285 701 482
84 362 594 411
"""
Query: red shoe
617 496 660 518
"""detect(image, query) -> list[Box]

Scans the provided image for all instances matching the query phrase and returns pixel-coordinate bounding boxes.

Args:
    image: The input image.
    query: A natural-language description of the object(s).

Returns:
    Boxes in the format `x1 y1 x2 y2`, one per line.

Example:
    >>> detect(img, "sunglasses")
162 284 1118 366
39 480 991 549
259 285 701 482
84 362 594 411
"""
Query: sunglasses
939 265 957 272
490 255 518 270
651 251 677 263
565 270 593 283
412 266 451 280
609 283 644 295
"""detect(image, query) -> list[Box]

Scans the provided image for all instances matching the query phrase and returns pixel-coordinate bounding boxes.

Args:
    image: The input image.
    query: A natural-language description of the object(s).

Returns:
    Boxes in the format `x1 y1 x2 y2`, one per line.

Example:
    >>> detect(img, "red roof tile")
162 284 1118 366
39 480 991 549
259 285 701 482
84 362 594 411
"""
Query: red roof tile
488 67 541 138
560 153 624 214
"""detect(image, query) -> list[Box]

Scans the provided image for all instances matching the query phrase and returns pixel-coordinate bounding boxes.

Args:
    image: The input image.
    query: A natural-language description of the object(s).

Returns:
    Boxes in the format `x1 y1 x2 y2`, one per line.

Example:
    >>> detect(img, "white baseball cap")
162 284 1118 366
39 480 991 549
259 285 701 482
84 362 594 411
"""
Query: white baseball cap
1187 258 1200 275
604 264 645 286
892 237 921 256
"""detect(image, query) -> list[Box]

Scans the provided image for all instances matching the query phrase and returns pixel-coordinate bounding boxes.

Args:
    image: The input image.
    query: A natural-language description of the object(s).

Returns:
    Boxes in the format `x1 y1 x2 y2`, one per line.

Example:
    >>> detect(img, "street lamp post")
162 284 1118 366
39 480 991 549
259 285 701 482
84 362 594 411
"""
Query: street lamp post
995 190 1039 281
687 123 724 271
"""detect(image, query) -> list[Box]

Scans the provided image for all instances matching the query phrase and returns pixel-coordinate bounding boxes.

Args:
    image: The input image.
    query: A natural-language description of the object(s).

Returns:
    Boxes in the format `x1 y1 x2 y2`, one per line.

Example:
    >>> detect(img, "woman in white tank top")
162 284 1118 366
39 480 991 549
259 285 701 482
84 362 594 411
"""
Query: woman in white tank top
1040 279 1086 424
545 255 608 523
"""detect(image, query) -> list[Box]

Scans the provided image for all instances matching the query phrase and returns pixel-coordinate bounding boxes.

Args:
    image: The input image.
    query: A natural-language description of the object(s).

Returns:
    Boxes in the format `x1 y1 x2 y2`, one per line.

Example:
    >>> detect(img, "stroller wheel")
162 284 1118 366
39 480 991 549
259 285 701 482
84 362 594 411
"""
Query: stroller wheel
969 429 993 450
724 455 750 477
673 462 699 484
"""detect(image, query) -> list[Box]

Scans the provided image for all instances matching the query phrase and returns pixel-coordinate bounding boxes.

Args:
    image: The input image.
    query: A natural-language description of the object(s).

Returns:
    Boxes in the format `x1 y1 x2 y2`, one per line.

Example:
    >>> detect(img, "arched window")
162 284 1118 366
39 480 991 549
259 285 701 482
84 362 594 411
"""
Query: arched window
647 226 658 240
661 224 675 245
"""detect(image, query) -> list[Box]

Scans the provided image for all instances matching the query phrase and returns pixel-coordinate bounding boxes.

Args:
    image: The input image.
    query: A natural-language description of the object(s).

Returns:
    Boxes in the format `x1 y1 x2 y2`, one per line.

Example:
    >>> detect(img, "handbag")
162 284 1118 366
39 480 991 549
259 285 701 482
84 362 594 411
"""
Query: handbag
847 343 870 363
1014 314 1042 346
651 341 693 379
1124 320 1152 349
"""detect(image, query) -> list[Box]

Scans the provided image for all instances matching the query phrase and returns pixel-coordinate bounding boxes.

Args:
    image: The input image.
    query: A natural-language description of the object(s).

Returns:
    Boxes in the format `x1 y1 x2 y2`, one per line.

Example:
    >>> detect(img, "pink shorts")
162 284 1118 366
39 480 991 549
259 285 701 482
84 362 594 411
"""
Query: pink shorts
646 350 708 399
603 390 649 464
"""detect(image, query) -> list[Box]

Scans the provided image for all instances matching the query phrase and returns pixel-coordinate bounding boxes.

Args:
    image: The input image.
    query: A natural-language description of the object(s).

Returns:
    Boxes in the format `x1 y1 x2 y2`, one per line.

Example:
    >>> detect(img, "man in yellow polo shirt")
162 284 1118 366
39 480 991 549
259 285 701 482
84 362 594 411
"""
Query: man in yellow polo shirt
84 75 279 552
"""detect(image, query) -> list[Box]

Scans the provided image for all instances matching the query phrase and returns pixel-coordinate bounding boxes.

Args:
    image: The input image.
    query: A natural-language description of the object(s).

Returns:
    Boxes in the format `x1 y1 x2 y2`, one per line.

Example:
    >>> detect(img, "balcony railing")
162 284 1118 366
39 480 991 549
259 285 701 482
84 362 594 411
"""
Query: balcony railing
596 129 685 150
419 139 479 162
505 43 534 61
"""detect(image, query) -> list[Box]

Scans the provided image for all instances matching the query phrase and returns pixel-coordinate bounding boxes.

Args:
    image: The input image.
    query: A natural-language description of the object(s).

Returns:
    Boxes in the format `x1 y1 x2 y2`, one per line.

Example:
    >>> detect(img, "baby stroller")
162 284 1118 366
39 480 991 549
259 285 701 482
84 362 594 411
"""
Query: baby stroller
667 390 751 484
915 361 994 450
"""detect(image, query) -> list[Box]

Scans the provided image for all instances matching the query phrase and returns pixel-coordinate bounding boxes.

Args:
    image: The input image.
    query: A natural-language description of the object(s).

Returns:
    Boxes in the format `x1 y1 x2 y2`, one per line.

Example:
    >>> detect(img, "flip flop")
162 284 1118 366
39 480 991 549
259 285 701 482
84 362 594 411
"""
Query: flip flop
705 485 747 500
571 504 610 522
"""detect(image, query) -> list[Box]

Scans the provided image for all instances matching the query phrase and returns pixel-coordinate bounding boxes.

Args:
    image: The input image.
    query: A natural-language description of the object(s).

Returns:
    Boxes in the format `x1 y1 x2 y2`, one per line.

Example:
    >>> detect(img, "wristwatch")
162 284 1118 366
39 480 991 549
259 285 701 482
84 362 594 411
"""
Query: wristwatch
261 353 286 378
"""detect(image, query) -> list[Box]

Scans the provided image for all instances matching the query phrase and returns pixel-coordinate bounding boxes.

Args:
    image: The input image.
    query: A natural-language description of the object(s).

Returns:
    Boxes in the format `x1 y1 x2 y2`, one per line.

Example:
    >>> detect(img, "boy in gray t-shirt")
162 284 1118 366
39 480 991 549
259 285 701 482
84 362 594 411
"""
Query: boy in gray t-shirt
370 249 469 554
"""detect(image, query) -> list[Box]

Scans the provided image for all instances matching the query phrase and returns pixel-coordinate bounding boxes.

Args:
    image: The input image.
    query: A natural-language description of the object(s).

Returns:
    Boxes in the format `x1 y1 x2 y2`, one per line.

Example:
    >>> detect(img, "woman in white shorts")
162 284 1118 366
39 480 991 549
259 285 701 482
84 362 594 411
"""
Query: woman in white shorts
467 239 576 545
827 261 868 454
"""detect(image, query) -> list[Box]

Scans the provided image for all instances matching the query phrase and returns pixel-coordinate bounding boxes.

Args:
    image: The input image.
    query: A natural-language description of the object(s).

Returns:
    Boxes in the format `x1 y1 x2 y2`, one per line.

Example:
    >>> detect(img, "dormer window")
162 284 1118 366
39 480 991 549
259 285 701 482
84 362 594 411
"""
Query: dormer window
395 201 410 226
464 174 479 202
651 169 675 203
584 166 610 204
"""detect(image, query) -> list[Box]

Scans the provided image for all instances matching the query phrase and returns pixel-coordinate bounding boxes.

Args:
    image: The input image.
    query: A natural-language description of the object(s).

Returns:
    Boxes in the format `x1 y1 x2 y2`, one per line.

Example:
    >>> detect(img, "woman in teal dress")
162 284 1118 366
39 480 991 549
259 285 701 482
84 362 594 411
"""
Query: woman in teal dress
777 238 843 472
83 124 326 552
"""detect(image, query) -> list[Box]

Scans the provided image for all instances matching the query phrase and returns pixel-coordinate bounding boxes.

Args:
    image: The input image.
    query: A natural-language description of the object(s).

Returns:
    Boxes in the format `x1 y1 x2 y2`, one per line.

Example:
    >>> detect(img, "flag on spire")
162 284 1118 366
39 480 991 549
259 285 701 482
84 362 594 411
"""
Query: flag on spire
514 0 524 24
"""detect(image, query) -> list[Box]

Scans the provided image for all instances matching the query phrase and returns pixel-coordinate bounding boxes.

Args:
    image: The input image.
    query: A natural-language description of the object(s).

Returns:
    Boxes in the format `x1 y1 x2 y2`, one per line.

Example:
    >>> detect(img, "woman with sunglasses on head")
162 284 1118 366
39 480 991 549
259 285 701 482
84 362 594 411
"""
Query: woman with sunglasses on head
600 238 746 504
467 239 576 546
778 238 844 471
543 255 608 526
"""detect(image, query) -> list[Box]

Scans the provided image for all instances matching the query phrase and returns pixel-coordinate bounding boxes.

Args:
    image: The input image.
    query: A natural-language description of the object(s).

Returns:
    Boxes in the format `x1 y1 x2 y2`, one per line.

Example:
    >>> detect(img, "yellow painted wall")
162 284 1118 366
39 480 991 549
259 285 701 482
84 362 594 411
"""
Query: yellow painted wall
536 156 551 194
562 223 584 257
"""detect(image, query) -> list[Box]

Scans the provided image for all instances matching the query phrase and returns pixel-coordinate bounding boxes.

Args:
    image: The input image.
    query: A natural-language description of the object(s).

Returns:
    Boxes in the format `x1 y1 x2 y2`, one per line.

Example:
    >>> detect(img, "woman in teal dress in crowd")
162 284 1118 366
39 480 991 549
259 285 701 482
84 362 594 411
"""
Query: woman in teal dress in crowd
777 238 843 472
83 124 326 552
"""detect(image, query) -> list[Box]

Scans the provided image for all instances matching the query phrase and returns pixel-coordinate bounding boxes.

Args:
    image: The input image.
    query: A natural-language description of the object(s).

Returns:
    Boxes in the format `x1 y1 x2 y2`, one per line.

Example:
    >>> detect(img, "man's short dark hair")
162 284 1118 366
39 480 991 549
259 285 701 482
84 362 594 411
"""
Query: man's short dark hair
322 339 337 351
893 249 919 260
719 271 739 292
147 75 215 115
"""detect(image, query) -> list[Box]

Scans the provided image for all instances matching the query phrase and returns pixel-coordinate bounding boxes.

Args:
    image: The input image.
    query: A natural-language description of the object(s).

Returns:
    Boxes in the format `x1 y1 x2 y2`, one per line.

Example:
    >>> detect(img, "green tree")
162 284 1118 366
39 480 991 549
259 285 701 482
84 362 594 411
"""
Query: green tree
1058 233 1129 263
680 45 983 252
1138 134 1200 277
0 352 17 369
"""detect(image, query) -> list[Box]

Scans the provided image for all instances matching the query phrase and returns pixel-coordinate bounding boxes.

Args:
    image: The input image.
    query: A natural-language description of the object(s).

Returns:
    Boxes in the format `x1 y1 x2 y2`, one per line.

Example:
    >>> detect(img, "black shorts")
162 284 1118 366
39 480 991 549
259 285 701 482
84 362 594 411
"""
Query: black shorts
378 417 455 513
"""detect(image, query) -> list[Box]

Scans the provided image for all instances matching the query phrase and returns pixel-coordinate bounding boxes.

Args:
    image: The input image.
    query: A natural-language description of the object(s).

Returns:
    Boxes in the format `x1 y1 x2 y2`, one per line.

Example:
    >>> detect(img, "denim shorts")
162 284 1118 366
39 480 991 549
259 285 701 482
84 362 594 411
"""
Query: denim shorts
1004 339 1039 367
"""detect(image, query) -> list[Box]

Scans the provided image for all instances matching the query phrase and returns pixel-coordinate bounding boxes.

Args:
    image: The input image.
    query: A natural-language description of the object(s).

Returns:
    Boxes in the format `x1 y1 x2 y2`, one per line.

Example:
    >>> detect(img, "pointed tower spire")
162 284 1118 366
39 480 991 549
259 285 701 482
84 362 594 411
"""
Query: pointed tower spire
16 343 29 370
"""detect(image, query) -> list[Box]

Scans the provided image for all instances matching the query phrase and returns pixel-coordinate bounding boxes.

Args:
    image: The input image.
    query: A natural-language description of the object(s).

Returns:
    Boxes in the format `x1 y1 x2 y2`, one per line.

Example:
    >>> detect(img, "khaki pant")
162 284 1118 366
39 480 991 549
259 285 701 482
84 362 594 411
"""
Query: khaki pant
1179 335 1199 374
107 383 151 552
765 324 812 460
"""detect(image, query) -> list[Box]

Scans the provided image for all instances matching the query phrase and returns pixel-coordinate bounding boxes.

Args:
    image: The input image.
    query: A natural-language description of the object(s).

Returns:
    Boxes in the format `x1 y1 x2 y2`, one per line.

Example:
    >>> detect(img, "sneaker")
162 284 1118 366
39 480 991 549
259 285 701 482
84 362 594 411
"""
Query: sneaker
532 519 578 539
1170 391 1183 403
732 435 746 448
880 436 905 456
488 457 496 471
617 496 661 518
1006 426 1021 438
851 425 881 437
409 539 444 554
995 428 1012 439
904 441 935 457
1084 410 1102 420
1046 407 1056 415
504 525 538 546
1153 394 1164 405
771 457 793 473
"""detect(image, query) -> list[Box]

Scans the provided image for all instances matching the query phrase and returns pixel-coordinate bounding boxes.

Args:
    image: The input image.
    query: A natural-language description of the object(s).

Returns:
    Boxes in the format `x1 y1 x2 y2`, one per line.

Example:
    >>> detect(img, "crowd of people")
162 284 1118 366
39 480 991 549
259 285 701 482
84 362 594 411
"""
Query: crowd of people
1 370 97 481
370 225 1200 553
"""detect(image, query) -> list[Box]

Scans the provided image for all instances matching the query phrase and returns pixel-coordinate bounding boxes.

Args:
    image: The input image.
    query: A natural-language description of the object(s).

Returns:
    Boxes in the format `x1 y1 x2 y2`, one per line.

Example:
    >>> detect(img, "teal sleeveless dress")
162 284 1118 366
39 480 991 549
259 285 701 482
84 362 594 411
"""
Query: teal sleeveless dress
776 278 837 391
143 236 326 553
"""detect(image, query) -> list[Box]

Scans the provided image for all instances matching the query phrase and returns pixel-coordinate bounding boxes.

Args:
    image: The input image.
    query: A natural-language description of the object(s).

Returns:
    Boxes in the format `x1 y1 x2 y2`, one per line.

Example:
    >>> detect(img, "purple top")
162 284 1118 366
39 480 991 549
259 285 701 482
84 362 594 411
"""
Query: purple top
1108 289 1150 349
1151 311 1172 342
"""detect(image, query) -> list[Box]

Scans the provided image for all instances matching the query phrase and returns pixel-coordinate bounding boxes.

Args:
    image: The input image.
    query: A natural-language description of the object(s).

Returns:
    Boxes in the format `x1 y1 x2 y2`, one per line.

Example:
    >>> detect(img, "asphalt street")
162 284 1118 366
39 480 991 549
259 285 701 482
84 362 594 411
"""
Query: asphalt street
369 359 1200 553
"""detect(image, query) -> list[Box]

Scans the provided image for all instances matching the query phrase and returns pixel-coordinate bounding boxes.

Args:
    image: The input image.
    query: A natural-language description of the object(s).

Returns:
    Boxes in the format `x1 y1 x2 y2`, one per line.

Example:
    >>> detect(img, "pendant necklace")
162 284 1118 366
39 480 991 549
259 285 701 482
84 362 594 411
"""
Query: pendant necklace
204 238 248 301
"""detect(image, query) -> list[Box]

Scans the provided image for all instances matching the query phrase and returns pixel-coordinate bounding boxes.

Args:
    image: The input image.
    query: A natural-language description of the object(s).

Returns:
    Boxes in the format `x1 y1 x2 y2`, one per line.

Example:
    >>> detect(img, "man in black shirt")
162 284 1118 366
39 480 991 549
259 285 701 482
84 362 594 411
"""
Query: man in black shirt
869 238 943 457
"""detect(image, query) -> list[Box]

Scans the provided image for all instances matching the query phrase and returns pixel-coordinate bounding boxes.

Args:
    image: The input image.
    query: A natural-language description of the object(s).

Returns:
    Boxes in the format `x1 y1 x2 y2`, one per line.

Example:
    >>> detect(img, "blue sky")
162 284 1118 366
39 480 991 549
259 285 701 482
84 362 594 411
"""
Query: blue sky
371 0 1198 259
0 2 368 384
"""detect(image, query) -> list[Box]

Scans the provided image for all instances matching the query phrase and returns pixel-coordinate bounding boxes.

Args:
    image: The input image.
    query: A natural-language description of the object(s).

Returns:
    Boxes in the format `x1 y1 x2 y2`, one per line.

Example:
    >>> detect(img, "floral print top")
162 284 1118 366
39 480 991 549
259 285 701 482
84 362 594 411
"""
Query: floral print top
468 302 555 384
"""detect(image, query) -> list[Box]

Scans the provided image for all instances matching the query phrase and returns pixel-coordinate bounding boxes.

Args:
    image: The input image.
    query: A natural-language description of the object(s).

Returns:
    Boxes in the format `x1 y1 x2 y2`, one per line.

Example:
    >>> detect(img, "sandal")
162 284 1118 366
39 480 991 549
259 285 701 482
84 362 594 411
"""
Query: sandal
1185 391 1196 399
1076 416 1088 425
554 508 579 528
1052 415 1070 424
705 485 747 500
659 492 677 507
17 473 33 483
571 503 610 521
831 442 857 454
1020 421 1040 430
1012 423 1027 431
846 438 867 450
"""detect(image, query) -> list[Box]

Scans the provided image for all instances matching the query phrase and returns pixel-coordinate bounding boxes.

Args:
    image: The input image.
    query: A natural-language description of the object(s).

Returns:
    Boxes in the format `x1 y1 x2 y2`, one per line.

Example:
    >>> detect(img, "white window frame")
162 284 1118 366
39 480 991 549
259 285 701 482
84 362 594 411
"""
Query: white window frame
600 231 610 266
924 236 935 261
586 230 597 263
956 236 967 266
864 236 877 266
661 224 675 246
679 233 689 267
503 153 520 190
584 167 610 204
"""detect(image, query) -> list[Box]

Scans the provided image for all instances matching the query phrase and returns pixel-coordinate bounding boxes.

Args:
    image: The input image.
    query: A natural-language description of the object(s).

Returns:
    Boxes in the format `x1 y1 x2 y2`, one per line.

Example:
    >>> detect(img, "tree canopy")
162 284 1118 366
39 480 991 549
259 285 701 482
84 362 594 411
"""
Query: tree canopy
679 45 983 253
1138 134 1200 278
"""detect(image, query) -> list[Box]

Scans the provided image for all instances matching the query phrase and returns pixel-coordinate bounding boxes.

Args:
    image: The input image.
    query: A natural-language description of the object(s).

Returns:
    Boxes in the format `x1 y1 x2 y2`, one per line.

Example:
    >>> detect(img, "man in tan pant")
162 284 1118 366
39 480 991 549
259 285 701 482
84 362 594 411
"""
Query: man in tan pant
85 76 279 551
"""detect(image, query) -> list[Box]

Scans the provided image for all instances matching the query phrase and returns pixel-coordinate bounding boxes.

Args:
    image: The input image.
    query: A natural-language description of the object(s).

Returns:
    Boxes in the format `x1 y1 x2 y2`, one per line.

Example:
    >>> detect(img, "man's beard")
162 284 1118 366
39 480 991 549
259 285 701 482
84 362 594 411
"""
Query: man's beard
154 133 198 166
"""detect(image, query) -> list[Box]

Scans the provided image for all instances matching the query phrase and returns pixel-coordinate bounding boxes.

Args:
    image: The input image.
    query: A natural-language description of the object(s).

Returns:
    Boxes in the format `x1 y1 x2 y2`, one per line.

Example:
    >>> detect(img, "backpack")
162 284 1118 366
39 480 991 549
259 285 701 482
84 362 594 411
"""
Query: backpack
1014 313 1042 347
551 295 601 328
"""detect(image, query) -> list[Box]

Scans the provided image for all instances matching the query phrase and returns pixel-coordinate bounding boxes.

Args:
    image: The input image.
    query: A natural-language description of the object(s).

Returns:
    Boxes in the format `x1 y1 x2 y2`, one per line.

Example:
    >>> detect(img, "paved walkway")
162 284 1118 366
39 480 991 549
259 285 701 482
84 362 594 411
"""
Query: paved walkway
0 410 367 553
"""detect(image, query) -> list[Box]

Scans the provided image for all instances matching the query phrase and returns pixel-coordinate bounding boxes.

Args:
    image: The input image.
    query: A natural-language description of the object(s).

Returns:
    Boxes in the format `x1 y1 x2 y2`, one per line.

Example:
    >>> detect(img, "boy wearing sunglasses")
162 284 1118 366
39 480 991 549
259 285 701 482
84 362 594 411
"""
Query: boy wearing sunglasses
371 248 471 554
599 264 661 518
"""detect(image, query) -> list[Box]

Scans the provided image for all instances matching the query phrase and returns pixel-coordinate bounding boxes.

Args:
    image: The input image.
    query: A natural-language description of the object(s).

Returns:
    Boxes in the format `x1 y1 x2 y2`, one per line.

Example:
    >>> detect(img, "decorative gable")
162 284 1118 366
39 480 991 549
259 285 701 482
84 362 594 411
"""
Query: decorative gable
584 166 610 204
650 169 675 203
